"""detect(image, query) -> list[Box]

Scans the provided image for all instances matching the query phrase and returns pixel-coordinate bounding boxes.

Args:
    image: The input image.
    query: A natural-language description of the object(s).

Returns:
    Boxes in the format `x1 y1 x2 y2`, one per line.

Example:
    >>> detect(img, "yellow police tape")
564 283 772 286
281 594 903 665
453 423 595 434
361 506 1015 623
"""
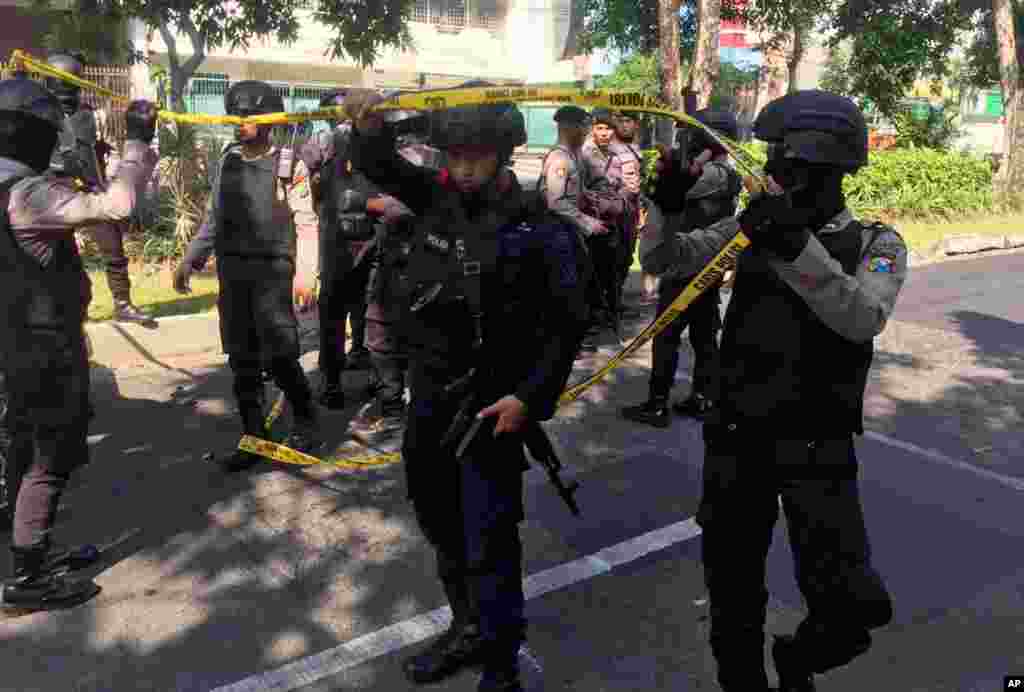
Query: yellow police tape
11 50 762 180
11 49 764 468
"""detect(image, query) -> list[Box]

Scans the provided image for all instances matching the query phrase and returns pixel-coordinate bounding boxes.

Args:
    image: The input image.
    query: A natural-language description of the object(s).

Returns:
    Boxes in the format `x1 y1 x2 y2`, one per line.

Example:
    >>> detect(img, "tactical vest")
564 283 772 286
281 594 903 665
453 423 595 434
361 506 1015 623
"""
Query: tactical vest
50 110 104 187
402 183 520 371
319 128 381 242
0 177 88 357
216 146 295 260
716 220 876 435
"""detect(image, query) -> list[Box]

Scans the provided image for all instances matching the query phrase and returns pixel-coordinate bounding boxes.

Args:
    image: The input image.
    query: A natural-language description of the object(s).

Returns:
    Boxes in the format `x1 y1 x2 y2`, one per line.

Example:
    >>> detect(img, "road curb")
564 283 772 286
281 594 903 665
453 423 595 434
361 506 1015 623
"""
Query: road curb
83 235 1021 366
85 309 322 369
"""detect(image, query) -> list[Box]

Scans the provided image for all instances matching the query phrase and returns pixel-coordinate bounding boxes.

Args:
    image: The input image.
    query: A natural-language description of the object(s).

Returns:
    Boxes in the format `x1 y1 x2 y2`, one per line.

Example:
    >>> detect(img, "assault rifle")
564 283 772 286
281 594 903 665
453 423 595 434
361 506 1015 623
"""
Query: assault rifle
440 369 581 517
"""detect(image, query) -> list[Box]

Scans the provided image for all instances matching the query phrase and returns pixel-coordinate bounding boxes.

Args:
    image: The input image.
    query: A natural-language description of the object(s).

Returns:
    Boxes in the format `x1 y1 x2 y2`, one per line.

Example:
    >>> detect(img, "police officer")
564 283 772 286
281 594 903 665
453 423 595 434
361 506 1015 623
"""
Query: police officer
300 90 373 411
536 106 605 356
0 77 158 611
45 52 153 325
537 106 606 238
173 81 320 472
607 111 644 316
577 107 630 350
621 108 740 427
342 82 587 691
346 190 417 446
640 91 903 691
0 370 10 533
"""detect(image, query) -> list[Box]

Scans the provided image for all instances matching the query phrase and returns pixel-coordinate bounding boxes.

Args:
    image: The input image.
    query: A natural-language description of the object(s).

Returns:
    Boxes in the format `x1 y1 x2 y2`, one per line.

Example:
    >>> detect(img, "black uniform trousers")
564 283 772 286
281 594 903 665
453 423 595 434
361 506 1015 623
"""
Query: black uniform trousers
585 233 621 328
3 330 91 549
217 256 314 431
364 302 407 417
698 425 893 690
318 240 369 383
403 383 527 650
648 276 721 402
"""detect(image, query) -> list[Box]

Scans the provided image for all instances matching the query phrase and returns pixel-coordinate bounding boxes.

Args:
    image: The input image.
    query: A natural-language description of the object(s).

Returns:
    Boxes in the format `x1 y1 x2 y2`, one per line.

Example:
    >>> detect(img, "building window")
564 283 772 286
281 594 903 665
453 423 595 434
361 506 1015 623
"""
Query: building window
468 0 500 29
416 0 499 30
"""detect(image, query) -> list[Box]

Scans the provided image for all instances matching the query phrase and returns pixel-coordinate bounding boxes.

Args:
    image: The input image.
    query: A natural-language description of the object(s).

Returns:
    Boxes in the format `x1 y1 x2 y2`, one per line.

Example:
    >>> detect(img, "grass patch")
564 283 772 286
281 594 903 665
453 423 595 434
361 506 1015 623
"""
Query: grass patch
892 212 1024 254
86 264 220 322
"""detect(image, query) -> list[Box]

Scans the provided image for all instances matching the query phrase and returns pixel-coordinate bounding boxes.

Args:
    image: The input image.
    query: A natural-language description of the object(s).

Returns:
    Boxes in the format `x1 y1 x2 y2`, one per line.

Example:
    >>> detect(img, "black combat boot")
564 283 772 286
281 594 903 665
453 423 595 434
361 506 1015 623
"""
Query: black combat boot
620 397 671 428
283 399 321 455
113 300 157 326
404 575 486 685
2 544 100 612
348 401 405 447
673 392 715 420
477 643 523 692
221 403 267 472
404 620 486 684
772 635 817 692
41 542 101 576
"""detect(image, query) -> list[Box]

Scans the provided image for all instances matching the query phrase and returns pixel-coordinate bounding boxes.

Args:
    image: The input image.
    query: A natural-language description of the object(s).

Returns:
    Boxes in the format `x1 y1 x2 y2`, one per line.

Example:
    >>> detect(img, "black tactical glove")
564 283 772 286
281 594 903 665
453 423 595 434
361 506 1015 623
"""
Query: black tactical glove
125 100 158 144
737 192 813 262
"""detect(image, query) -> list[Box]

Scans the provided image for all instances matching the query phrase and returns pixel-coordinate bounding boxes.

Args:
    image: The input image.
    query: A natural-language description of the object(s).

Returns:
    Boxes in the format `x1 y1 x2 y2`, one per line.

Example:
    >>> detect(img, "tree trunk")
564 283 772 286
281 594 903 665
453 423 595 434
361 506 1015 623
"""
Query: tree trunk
688 0 721 109
992 0 1021 200
657 0 683 145
786 25 806 94
639 0 659 54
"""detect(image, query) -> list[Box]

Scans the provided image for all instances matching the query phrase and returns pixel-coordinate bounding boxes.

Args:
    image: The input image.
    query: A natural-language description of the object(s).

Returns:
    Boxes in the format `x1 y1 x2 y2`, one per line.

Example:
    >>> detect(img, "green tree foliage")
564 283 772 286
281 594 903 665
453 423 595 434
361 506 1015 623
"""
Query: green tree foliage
828 0 970 122
28 0 141 64
579 0 741 63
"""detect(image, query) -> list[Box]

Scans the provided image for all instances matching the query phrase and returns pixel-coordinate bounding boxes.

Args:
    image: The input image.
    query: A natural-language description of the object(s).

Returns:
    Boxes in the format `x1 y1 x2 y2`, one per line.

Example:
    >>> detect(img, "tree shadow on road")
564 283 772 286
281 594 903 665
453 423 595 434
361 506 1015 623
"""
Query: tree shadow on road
0 355 433 692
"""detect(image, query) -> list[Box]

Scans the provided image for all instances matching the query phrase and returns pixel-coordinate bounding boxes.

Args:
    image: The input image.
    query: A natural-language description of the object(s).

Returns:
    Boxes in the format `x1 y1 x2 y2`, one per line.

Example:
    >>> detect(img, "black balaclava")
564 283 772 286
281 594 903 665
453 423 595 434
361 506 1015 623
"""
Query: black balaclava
0 114 60 172
764 149 848 231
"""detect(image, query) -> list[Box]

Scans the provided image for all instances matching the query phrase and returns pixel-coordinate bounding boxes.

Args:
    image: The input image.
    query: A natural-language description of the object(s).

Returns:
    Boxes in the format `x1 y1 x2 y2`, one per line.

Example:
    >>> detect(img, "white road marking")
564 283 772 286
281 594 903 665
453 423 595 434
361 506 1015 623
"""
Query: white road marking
863 430 1024 492
211 519 702 692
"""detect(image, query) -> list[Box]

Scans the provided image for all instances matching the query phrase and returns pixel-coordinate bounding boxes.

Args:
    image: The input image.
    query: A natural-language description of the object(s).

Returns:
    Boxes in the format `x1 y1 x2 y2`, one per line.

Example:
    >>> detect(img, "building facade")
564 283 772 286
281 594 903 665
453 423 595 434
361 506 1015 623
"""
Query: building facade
136 0 589 138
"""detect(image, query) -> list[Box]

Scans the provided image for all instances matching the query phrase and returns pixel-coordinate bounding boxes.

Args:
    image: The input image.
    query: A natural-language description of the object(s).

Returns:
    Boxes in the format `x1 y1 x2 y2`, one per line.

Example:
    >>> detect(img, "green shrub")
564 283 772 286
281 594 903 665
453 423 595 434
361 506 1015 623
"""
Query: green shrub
733 143 993 221
843 148 993 220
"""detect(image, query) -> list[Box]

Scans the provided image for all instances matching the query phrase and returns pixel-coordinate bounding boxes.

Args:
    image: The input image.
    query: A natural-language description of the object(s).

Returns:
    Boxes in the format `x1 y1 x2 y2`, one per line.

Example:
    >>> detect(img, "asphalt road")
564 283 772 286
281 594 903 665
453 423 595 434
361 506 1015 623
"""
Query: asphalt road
0 248 1021 692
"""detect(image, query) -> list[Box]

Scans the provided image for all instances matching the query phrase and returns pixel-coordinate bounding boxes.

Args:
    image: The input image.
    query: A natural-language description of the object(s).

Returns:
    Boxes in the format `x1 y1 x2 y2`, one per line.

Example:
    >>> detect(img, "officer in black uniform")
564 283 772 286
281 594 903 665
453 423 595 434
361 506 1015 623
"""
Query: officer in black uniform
621 108 740 427
641 91 905 691
301 91 374 410
346 189 418 445
174 81 320 472
45 52 153 325
0 77 158 611
342 83 587 691
0 370 10 533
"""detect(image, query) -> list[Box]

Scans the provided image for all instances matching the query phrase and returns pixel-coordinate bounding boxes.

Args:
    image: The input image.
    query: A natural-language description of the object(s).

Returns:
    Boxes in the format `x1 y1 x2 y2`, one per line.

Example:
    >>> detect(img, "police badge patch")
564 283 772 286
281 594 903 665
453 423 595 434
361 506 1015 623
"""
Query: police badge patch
867 256 894 273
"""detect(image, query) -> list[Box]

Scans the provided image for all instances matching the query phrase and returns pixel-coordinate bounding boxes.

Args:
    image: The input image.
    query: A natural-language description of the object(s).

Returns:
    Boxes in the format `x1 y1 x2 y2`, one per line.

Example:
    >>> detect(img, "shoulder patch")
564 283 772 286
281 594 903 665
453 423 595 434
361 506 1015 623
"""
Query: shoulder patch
867 257 895 273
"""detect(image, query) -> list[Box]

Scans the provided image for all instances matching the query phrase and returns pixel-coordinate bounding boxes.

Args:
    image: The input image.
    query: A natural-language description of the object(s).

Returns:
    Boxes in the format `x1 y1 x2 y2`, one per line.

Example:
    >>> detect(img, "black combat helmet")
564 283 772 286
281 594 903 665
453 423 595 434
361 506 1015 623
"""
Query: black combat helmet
225 81 285 116
754 90 868 171
0 77 65 170
45 52 85 115
694 108 739 141
0 78 64 132
428 80 527 154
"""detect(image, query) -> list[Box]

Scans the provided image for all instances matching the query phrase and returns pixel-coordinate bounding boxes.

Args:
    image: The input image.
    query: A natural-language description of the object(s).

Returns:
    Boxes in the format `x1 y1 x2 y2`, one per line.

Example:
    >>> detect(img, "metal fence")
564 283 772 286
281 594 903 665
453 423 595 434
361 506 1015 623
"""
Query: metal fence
0 60 132 145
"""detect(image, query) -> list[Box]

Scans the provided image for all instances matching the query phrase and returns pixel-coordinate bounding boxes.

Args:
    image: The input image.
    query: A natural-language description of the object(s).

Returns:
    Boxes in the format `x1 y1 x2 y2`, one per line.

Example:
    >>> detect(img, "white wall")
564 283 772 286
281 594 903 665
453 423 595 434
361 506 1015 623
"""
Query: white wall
144 0 581 88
